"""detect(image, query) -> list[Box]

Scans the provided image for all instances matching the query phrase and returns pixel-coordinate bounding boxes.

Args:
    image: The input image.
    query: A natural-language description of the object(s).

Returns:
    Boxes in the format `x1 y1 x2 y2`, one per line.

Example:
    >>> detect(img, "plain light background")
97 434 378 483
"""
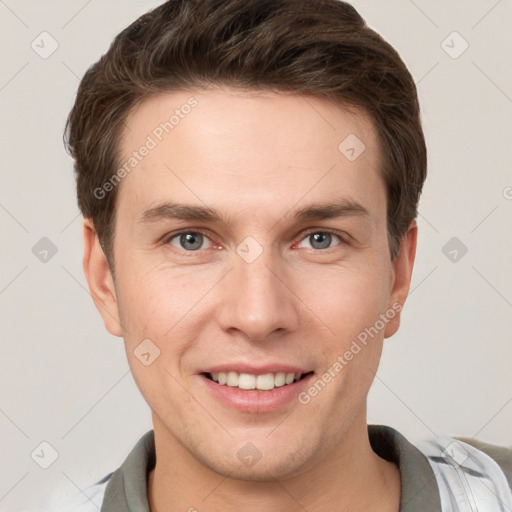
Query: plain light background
1 0 511 510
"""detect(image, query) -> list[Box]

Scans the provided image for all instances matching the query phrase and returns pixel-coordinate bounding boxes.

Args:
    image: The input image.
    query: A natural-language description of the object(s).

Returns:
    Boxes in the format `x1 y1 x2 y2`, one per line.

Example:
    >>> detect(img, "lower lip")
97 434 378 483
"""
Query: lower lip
198 373 315 413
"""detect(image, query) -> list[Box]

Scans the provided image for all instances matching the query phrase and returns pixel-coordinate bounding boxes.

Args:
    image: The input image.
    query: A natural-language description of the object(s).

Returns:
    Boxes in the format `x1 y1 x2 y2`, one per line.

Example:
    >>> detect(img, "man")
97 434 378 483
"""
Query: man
61 0 512 510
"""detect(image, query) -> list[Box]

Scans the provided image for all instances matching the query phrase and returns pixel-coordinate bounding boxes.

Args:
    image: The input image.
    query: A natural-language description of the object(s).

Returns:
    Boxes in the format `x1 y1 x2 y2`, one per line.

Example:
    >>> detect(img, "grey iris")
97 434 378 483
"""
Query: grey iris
309 232 331 249
180 233 203 250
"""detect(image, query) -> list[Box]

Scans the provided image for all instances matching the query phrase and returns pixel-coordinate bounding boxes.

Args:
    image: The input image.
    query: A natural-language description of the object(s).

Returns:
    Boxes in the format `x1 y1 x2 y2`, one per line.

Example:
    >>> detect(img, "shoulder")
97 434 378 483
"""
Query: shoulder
36 473 112 512
42 430 155 512
455 436 512 488
415 434 512 509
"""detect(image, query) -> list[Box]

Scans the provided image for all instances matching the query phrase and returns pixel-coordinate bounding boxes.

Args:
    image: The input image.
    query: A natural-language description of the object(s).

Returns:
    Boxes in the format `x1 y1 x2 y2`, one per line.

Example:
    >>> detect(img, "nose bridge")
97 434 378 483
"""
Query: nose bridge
217 236 299 340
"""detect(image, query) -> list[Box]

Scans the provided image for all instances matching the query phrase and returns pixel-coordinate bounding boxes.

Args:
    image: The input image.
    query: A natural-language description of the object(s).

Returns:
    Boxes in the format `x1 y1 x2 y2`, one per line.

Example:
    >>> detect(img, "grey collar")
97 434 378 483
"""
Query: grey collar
101 424 441 511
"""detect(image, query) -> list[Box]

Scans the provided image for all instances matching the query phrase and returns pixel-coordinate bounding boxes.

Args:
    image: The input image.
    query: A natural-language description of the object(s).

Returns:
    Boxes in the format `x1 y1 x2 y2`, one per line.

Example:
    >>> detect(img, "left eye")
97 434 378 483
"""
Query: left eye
297 231 342 250
168 232 212 251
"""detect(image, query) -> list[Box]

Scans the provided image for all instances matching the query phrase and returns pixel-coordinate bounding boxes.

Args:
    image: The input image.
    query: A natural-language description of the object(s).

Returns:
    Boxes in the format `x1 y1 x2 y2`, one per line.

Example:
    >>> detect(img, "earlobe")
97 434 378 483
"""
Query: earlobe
384 220 418 339
82 219 123 337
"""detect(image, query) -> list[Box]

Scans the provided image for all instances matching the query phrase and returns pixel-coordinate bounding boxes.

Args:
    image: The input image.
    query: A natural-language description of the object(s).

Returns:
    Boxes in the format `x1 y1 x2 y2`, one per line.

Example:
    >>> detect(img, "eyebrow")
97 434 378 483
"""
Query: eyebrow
138 199 370 226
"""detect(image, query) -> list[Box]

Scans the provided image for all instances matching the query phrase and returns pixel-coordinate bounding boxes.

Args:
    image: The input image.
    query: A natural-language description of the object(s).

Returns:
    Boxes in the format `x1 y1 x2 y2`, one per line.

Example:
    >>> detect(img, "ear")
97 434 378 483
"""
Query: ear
82 219 123 337
384 219 417 338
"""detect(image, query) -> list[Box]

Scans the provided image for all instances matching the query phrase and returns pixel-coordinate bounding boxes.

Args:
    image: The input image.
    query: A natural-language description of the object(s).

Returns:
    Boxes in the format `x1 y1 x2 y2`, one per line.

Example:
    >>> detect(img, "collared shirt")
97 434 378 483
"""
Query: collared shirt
56 424 512 511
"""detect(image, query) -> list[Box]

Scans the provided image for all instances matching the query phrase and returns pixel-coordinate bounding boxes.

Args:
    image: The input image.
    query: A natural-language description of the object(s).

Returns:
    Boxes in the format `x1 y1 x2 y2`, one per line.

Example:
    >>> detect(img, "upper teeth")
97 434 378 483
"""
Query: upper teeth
210 371 302 390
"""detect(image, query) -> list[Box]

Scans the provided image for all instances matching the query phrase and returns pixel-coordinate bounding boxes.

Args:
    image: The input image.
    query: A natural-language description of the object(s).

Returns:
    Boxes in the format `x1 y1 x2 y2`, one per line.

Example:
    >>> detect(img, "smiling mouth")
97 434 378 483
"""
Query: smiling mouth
202 371 314 391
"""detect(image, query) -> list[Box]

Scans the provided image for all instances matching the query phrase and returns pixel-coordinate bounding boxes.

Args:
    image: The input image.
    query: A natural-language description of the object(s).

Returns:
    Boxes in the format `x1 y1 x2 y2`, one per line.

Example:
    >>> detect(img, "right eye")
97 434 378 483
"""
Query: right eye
167 230 214 251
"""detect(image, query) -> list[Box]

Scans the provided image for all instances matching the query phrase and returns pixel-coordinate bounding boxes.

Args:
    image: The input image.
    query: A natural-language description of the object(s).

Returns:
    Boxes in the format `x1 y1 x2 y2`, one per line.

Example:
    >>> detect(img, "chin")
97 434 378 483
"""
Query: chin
198 439 315 482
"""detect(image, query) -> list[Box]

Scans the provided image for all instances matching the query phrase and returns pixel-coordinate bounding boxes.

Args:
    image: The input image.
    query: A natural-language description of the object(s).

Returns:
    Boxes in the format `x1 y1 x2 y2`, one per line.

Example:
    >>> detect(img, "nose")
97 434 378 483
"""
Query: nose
215 243 300 342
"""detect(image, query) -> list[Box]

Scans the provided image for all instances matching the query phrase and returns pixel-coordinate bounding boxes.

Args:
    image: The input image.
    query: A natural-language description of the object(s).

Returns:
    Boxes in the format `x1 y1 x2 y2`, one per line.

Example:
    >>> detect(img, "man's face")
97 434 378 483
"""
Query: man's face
86 87 414 480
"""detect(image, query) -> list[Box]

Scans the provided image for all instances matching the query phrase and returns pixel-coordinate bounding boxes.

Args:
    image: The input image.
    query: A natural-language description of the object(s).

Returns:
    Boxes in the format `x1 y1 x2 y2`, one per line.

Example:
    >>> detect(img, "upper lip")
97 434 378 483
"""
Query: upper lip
200 363 313 376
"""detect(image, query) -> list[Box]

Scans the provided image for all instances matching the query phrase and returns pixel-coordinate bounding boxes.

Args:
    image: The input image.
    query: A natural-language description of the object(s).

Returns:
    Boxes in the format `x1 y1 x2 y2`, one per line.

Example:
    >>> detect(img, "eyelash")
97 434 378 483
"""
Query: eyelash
163 228 347 253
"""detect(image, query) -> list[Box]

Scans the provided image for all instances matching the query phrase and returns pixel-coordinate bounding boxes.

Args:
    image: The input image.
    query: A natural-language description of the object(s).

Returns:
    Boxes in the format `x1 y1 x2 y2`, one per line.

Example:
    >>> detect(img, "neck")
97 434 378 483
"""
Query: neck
147 413 401 512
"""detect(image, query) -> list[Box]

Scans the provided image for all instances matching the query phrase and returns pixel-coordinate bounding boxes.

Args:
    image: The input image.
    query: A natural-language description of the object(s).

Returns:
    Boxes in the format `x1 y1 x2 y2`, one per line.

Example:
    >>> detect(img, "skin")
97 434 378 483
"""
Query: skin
83 87 417 511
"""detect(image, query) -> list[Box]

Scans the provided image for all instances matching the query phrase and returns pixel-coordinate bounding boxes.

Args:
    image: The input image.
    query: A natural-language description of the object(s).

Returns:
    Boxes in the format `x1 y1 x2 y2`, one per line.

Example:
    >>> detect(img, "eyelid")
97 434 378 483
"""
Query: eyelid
165 227 212 240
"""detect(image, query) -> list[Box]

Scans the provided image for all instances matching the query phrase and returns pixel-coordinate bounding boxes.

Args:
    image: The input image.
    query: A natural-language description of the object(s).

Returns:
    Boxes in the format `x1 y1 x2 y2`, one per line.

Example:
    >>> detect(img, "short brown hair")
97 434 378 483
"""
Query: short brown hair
64 0 427 271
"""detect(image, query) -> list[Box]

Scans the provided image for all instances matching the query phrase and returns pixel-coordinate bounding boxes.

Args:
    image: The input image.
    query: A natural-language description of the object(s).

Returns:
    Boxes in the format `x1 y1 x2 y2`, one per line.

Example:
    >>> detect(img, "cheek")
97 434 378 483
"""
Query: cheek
115 245 392 361
114 264 211 410
115 257 219 349
295 260 391 343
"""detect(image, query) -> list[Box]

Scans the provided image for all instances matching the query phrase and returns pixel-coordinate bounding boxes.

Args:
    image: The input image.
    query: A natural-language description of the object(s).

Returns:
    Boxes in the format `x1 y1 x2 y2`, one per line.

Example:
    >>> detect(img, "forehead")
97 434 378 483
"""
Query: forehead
115 87 385 226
